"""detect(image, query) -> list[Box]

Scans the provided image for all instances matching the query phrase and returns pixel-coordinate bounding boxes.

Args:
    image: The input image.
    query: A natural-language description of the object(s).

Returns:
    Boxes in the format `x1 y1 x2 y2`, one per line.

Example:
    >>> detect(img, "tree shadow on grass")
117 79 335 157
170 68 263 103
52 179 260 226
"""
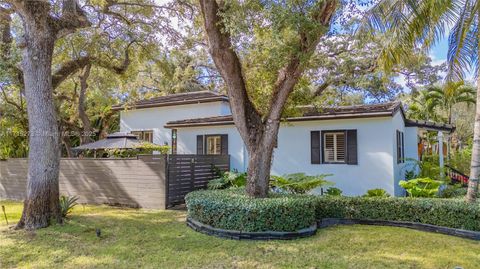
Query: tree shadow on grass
1 208 480 269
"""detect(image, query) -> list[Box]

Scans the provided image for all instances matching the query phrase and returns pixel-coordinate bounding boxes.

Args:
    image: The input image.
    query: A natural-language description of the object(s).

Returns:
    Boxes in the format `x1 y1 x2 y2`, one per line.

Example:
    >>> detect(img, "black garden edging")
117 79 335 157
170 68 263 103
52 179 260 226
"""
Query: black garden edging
187 217 480 241
318 218 480 241
186 217 317 240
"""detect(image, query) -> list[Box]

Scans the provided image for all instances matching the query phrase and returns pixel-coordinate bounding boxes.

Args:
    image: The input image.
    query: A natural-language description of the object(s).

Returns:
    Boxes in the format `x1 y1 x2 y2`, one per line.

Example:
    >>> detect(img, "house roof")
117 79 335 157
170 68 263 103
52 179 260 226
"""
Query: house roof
405 119 455 132
111 91 229 111
164 101 406 128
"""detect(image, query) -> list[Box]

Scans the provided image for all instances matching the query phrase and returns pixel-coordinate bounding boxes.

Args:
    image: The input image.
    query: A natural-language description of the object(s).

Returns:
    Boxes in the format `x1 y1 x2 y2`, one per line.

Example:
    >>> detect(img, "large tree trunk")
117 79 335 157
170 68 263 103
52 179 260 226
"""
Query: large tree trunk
16 16 62 229
466 75 480 203
245 122 279 197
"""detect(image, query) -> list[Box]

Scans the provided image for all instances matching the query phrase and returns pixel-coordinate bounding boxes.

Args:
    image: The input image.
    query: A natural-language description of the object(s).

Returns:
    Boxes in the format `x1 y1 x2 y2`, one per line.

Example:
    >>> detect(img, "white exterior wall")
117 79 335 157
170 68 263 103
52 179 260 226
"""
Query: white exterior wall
391 112 407 196
273 118 396 196
119 102 231 146
175 116 407 196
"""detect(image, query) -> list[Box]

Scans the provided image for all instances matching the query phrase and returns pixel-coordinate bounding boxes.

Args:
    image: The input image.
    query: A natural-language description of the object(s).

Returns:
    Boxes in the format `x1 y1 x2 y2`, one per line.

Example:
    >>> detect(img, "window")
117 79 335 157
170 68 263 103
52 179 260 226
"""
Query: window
132 130 153 143
311 130 357 165
206 135 222 155
197 134 228 155
397 130 405 163
323 132 346 163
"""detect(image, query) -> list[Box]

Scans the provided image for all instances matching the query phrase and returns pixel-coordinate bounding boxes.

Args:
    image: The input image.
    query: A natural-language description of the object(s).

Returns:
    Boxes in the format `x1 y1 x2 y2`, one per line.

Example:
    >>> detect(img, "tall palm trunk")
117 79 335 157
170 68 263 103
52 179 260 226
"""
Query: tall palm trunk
466 70 480 203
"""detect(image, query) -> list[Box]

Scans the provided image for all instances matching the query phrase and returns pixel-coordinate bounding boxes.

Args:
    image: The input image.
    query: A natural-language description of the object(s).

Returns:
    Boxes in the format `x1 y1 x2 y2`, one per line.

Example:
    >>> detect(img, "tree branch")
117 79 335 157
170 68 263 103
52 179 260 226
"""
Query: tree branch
53 0 91 38
78 64 94 144
199 0 262 147
52 41 134 89
267 0 337 122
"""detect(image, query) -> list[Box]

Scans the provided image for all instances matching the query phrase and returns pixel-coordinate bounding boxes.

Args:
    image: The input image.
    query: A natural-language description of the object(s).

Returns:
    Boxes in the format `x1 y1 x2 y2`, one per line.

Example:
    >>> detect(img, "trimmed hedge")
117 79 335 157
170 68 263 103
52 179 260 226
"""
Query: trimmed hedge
185 189 316 232
315 196 480 231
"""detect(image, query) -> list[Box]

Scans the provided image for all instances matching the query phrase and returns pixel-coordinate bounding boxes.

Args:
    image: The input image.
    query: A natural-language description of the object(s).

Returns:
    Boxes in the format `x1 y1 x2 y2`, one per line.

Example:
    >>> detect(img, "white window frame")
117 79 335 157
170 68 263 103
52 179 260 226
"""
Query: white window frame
206 135 222 155
132 130 154 143
323 132 346 163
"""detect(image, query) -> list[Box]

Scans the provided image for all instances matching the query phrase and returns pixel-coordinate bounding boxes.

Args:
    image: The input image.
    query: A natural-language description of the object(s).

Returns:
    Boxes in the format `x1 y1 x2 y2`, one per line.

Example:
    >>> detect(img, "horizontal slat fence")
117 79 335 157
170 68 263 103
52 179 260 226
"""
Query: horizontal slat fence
0 155 167 209
167 155 230 208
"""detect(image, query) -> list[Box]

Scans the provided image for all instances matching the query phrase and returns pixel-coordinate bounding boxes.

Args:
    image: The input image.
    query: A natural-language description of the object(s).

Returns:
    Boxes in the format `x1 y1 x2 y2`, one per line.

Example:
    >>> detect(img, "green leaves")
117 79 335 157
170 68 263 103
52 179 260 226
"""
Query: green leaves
315 195 480 231
59 195 79 218
363 188 390 197
270 173 333 194
186 188 316 232
207 171 247 190
399 178 443 197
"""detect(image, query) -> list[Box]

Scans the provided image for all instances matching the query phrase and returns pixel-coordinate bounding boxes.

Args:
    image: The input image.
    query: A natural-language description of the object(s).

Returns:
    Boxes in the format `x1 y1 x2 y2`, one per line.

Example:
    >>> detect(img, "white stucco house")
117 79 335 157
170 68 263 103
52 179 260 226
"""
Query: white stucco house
113 91 454 197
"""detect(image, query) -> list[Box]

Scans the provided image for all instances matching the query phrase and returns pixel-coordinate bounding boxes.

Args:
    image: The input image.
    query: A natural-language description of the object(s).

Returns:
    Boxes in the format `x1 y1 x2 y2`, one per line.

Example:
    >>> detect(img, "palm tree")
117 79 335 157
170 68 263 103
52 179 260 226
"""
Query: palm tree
407 89 441 122
363 0 480 202
426 81 476 124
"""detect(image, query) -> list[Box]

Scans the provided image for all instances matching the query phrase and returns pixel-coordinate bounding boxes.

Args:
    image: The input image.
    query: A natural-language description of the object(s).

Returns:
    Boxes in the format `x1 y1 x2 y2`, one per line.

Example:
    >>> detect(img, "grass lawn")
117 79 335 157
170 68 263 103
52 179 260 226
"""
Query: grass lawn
1 200 479 269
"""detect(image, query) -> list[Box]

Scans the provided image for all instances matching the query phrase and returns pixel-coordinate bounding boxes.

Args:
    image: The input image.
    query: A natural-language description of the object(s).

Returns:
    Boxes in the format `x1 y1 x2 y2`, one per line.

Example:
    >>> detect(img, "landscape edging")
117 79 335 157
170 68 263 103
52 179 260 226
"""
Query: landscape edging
318 218 480 241
186 217 317 240
187 217 480 241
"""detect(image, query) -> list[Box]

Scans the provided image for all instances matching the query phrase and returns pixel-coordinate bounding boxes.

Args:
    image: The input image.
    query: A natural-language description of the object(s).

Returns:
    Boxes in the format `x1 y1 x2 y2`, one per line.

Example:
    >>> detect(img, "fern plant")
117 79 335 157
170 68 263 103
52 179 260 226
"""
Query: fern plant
325 187 342 196
59 195 79 218
207 171 247 190
270 173 333 194
364 188 390 197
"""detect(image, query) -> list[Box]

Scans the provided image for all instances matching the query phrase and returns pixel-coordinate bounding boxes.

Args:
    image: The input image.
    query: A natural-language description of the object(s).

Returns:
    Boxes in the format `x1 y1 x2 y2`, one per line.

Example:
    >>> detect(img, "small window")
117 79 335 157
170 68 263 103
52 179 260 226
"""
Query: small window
206 135 222 155
324 132 345 163
397 130 405 163
132 130 153 143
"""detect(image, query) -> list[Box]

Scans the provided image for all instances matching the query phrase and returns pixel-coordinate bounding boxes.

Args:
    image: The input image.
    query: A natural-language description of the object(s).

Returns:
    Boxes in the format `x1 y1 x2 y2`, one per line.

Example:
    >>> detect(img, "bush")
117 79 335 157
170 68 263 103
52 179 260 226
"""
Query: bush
207 171 246 190
185 189 316 232
315 196 480 231
270 173 333 194
363 188 390 197
325 187 342 196
399 178 442 197
59 195 78 218
437 184 467 198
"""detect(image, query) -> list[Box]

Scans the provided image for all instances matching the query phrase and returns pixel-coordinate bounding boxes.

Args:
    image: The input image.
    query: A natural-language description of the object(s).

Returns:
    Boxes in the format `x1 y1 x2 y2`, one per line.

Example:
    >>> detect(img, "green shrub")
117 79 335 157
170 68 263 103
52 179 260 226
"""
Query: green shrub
363 188 390 197
207 171 246 190
437 184 467 198
59 195 78 218
399 178 443 197
315 196 480 231
449 148 471 175
325 187 342 196
270 173 333 194
185 189 316 232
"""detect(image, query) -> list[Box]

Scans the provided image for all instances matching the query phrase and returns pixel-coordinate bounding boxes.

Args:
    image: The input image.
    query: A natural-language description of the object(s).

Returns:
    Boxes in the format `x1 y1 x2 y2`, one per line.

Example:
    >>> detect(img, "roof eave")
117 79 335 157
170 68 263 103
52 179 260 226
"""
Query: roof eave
111 97 229 111
164 112 394 128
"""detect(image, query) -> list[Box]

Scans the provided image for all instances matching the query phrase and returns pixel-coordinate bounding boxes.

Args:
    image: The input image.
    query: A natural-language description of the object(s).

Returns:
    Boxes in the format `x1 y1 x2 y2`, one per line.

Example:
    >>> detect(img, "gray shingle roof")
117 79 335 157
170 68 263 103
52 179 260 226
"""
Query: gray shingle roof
112 91 228 111
164 101 403 128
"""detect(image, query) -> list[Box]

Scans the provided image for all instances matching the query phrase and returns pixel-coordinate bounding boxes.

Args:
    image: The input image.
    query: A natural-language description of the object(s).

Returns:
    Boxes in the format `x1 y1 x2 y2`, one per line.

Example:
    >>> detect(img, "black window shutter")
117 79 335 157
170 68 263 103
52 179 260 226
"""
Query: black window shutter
311 131 321 164
346 130 358 165
401 132 405 163
220 134 228 155
396 130 401 163
196 135 204 154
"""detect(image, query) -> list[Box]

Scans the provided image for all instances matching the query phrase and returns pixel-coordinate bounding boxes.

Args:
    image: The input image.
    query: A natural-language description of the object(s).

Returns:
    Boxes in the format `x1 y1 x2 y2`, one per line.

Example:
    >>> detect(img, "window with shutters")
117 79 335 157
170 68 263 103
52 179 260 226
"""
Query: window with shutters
131 130 153 143
206 135 222 155
323 132 346 163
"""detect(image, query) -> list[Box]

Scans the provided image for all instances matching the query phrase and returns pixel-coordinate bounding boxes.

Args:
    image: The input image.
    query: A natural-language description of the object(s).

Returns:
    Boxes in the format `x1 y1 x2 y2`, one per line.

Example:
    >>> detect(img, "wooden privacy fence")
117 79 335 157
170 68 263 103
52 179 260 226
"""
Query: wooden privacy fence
0 154 230 209
166 155 230 208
